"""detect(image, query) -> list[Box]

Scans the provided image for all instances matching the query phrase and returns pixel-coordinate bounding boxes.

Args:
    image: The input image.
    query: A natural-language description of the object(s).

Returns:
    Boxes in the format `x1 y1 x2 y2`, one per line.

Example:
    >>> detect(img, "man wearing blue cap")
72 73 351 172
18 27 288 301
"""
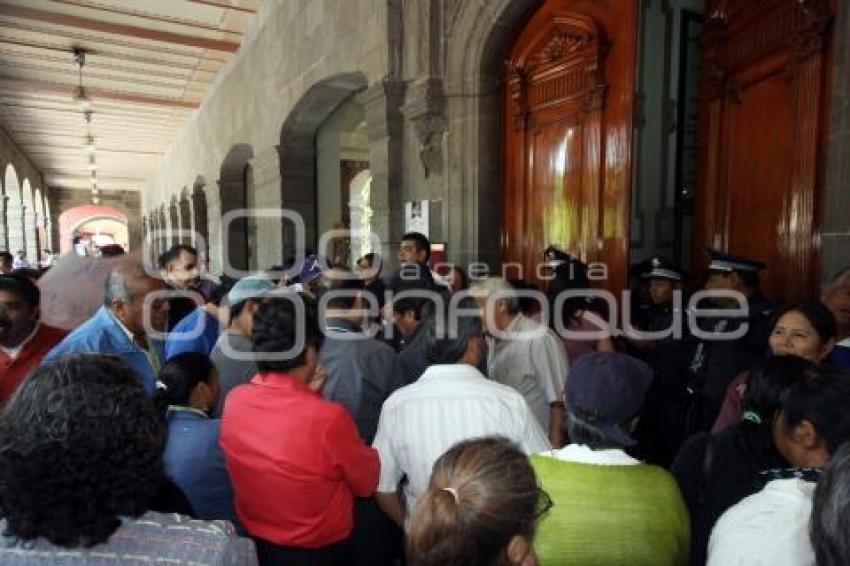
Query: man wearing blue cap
532 352 690 565
684 248 777 433
211 273 276 416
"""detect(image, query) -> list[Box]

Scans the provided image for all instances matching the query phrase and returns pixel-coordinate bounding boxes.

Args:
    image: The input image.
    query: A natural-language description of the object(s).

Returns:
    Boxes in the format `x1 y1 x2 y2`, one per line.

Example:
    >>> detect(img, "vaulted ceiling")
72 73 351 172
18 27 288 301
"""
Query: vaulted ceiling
0 0 259 192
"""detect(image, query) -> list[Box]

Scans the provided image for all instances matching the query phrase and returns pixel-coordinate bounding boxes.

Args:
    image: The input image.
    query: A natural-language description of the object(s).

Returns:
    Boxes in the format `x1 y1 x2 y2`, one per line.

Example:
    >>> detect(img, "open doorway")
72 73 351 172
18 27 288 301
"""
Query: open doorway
631 0 705 270
315 96 371 267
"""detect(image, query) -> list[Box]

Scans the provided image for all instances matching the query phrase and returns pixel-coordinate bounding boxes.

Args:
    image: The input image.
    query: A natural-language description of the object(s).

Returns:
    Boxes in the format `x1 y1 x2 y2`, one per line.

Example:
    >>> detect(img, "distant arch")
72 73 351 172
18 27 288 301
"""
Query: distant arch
59 204 128 255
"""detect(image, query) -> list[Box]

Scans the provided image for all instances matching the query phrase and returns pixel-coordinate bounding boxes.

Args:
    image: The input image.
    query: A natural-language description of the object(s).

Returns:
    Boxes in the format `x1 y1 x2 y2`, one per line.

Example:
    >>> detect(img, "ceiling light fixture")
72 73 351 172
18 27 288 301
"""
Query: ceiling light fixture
73 48 91 112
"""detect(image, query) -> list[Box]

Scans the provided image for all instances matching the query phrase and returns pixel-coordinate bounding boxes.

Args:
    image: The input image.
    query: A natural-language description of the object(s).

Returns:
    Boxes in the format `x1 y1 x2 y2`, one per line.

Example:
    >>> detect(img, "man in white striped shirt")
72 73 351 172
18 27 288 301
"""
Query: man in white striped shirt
372 297 550 527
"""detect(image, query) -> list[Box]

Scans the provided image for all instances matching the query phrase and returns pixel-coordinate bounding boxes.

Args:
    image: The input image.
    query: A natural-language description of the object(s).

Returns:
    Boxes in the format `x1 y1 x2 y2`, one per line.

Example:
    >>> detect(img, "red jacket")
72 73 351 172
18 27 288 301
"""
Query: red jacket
0 324 67 404
220 372 379 547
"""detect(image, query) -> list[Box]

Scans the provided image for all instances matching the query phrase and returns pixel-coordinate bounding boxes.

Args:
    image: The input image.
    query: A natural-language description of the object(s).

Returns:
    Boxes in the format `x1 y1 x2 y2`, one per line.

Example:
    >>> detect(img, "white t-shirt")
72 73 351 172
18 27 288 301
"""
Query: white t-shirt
707 478 816 566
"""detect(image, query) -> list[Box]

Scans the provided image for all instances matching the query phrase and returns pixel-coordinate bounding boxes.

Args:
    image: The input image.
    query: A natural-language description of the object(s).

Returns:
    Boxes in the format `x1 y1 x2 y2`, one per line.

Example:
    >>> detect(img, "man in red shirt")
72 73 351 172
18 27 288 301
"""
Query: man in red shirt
0 274 66 404
220 292 379 565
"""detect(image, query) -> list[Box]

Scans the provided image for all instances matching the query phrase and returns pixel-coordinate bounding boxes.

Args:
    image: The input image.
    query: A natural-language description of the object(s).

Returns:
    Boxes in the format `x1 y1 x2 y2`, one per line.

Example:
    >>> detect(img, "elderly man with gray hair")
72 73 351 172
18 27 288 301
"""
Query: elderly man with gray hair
472 276 569 446
822 266 850 368
45 260 170 393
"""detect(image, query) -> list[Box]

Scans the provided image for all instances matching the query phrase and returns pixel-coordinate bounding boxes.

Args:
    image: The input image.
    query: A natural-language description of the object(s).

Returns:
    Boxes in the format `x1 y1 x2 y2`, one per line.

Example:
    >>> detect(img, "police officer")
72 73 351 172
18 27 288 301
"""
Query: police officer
630 256 691 466
684 249 777 434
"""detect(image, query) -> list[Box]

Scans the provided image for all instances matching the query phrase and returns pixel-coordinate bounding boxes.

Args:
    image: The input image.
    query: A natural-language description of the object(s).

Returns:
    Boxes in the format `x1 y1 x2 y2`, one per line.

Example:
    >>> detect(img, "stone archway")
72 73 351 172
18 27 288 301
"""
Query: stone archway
443 0 540 269
278 72 370 258
5 165 23 254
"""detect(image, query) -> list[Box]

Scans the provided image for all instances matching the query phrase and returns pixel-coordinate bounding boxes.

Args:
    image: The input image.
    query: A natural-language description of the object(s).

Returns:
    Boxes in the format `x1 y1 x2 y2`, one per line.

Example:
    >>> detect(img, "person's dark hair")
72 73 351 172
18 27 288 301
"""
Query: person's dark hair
545 259 597 326
314 270 365 311
735 355 818 469
359 252 382 274
811 442 850 566
392 269 440 321
565 411 622 450
424 296 482 364
779 367 850 455
0 355 164 547
446 264 469 291
737 269 760 291
0 273 40 309
152 353 215 419
10 267 42 281
507 279 540 316
402 231 431 262
408 437 547 566
229 298 249 322
158 244 198 270
209 276 236 307
0 251 12 263
769 302 837 346
252 293 324 373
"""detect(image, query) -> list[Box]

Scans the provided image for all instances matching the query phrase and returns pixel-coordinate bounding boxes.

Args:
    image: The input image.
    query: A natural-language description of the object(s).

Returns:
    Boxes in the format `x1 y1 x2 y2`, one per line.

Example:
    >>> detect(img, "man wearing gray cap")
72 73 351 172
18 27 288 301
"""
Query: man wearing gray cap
211 274 276 416
532 352 690 566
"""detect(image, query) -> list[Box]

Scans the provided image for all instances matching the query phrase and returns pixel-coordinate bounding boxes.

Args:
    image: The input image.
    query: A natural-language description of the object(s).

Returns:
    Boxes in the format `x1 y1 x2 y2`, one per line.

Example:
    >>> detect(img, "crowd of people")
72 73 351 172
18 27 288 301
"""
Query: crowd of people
0 232 849 566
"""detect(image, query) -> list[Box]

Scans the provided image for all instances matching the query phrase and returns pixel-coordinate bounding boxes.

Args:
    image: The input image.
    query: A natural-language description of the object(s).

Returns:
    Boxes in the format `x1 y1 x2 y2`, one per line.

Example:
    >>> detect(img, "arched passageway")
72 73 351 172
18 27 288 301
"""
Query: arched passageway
58 204 129 255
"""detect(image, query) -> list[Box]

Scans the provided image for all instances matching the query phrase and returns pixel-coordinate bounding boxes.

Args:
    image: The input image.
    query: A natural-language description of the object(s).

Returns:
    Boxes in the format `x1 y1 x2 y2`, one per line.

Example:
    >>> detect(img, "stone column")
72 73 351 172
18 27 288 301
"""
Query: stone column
169 197 181 247
0 195 8 251
247 146 284 269
191 185 210 269
279 138 317 259
356 79 406 273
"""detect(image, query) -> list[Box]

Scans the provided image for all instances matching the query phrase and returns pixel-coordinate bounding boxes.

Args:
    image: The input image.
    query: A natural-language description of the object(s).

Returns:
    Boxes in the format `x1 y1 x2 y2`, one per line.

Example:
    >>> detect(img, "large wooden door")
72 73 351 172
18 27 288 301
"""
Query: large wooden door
693 0 834 301
502 0 638 293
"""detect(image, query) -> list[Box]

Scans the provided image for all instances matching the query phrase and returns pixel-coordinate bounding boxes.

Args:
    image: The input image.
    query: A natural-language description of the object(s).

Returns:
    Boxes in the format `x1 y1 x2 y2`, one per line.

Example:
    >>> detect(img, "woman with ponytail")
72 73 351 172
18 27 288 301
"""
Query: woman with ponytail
408 437 549 566
154 352 237 526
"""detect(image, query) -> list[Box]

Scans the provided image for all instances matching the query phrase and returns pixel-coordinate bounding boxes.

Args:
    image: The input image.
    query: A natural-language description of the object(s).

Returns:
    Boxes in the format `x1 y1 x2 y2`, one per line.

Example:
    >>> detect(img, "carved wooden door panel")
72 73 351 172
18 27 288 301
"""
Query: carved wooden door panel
502 0 637 293
693 0 833 301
